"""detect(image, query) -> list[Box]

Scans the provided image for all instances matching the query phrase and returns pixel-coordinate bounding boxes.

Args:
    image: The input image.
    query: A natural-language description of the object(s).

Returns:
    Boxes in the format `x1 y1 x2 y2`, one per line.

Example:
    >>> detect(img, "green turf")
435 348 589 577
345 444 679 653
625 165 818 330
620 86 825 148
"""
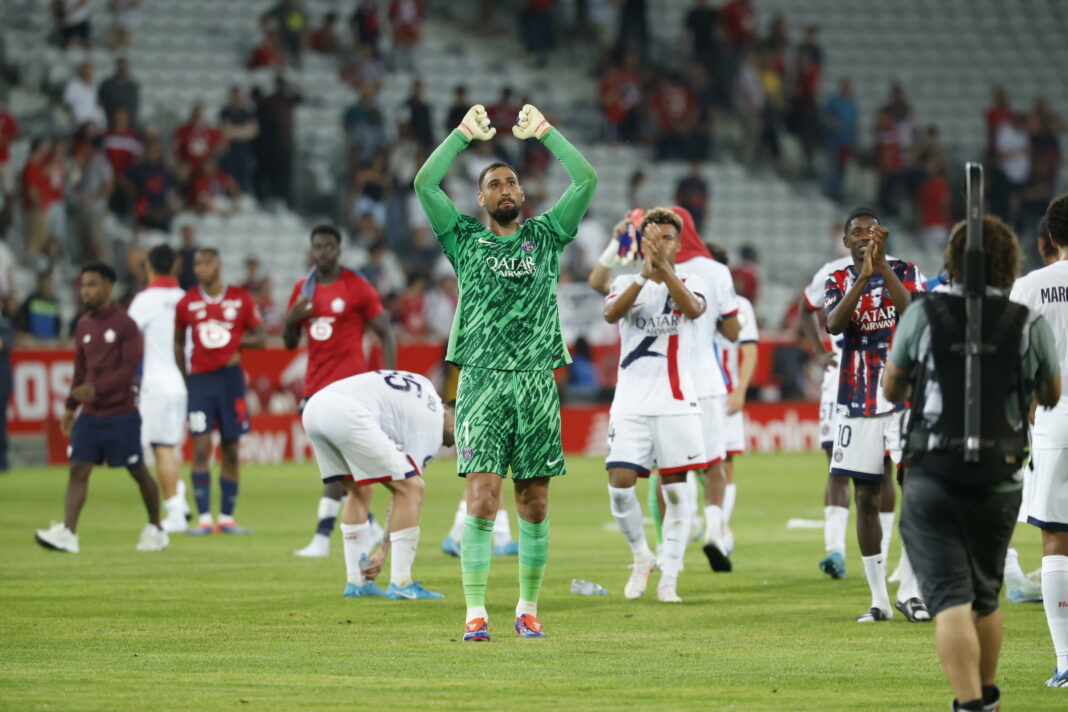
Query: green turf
0 453 1061 711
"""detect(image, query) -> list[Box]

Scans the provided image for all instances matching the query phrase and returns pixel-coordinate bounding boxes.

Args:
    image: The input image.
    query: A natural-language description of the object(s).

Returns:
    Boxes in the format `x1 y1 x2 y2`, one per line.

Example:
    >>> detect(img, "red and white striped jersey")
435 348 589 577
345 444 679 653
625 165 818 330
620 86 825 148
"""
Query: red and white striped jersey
606 273 707 416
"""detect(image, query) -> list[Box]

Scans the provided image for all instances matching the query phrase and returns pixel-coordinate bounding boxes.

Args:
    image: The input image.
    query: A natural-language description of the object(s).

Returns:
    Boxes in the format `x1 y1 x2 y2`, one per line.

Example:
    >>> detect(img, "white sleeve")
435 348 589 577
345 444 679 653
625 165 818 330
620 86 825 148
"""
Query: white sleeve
126 294 151 331
802 263 829 310
738 298 759 342
1009 278 1032 308
716 267 739 319
684 274 709 310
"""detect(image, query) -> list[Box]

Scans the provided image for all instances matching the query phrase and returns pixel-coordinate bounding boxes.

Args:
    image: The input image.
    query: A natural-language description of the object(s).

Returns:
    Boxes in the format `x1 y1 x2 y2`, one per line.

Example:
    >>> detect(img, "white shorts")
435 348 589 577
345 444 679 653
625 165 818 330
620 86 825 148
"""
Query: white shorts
698 395 727 465
724 409 746 455
302 393 416 486
1026 448 1068 532
1017 459 1034 524
819 366 837 449
139 392 187 448
606 412 709 476
829 412 903 481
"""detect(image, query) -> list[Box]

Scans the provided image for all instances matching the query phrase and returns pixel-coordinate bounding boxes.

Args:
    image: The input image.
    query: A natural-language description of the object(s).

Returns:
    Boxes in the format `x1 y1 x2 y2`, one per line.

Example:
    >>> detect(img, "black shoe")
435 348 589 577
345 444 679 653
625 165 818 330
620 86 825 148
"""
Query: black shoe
895 597 932 623
856 607 891 622
702 541 732 572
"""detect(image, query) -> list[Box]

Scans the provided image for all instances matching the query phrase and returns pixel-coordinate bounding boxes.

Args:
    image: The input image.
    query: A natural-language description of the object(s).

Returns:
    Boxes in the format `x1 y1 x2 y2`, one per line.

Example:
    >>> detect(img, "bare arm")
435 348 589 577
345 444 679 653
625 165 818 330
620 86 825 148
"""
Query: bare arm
241 324 267 350
717 315 740 342
882 359 910 403
1037 375 1062 408
799 297 837 368
173 327 187 380
660 265 705 320
368 312 397 369
282 298 311 350
726 341 758 415
826 271 868 335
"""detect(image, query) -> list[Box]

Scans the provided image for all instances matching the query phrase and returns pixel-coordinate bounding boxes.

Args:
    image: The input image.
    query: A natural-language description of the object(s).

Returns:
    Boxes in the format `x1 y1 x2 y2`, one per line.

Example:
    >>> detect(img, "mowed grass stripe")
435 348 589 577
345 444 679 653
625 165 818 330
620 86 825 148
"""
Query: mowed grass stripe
0 454 1062 711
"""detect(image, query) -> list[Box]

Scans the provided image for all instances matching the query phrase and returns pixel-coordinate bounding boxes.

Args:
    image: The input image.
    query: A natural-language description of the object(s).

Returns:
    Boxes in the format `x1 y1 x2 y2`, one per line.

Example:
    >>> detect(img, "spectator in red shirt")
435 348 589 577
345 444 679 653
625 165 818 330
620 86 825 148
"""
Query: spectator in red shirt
309 12 340 54
675 161 710 233
731 244 760 306
787 50 822 177
186 157 241 215
874 108 905 218
487 86 521 132
127 139 178 232
985 86 1013 161
722 0 756 53
389 0 425 70
103 106 142 218
393 273 429 341
248 29 286 71
350 0 381 52
22 139 55 258
600 50 642 143
915 159 951 250
0 104 19 232
650 73 698 161
172 103 224 181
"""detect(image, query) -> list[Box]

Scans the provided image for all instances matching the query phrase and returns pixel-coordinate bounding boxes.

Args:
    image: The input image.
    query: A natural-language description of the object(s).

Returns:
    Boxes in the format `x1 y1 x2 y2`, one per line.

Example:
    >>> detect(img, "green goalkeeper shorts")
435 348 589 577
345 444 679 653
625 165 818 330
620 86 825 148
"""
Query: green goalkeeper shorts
455 366 566 480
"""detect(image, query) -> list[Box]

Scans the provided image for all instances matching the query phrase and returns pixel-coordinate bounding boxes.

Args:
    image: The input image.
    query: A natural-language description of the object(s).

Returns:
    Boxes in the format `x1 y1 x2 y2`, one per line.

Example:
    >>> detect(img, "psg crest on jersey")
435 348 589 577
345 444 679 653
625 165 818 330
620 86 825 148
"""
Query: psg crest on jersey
521 240 536 254
462 446 474 462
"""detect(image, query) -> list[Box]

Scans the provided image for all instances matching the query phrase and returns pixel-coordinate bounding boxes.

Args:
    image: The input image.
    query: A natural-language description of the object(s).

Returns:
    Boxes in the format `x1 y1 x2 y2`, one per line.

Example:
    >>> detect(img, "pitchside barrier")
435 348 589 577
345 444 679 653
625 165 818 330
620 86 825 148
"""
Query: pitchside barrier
9 345 822 465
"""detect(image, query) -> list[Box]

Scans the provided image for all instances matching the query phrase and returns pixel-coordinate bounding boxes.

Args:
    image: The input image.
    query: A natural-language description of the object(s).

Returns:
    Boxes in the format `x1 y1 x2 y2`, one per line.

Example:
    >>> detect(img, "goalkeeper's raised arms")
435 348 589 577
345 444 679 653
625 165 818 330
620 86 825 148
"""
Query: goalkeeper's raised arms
512 104 552 140
457 104 496 141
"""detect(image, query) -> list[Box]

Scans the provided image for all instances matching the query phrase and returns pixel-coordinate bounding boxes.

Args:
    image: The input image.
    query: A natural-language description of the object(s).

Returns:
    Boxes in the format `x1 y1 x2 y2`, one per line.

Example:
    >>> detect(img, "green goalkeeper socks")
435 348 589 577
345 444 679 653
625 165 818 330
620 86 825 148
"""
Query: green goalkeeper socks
461 515 494 607
518 516 550 604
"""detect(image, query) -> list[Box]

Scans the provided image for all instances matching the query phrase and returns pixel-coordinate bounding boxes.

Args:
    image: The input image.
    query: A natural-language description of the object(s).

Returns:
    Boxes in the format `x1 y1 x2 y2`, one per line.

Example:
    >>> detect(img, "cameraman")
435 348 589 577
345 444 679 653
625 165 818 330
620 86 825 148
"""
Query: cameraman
883 215 1061 712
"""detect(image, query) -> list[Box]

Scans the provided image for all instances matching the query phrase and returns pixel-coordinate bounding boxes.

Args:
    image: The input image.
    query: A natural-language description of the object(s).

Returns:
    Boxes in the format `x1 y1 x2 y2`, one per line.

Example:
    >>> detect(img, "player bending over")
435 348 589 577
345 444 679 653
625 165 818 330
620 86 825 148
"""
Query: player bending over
35 263 168 553
302 370 453 600
604 209 708 603
414 103 597 640
175 249 266 535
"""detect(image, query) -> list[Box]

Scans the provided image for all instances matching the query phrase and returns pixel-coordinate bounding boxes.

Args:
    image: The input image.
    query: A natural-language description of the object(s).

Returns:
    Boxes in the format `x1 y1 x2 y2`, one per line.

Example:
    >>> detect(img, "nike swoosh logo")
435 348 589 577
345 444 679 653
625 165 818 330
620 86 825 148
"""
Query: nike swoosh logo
686 453 699 460
478 238 496 245
546 458 563 467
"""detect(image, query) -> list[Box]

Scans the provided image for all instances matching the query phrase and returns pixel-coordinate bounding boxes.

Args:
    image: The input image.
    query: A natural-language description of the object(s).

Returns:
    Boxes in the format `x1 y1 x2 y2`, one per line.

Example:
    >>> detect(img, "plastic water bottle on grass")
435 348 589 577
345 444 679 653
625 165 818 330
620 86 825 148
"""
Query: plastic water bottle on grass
570 579 607 596
360 553 371 573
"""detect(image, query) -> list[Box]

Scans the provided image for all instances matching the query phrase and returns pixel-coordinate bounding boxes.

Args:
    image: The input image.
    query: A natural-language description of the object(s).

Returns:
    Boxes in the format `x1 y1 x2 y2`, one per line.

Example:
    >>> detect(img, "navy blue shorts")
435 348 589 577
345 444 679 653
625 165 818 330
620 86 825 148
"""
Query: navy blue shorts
69 410 144 467
187 365 250 442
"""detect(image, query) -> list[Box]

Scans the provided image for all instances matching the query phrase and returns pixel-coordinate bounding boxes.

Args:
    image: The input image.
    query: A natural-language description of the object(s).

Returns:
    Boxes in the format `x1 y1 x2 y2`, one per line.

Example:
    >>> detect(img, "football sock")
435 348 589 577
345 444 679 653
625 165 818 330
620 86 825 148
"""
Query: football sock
1041 555 1068 671
955 699 982 711
647 475 663 545
1004 547 1026 581
686 473 701 518
493 508 513 547
895 544 920 602
389 526 419 587
516 599 537 617
862 553 892 613
879 510 895 560
661 483 692 576
176 479 187 508
703 504 724 545
341 522 372 585
723 482 737 524
518 516 549 605
461 515 494 608
448 499 466 542
219 477 239 517
466 605 488 622
608 486 653 561
315 497 342 537
191 471 211 515
824 505 849 555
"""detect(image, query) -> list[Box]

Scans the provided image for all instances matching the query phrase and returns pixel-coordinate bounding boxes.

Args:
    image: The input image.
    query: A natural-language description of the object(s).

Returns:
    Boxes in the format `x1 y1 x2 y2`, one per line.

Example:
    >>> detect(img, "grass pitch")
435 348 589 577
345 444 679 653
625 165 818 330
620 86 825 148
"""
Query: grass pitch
0 453 1062 711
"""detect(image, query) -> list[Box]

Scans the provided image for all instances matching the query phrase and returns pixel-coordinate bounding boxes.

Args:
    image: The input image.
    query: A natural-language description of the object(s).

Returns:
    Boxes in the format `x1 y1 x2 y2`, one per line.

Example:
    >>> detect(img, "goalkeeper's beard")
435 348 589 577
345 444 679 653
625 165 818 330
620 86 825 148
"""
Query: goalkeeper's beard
488 202 521 225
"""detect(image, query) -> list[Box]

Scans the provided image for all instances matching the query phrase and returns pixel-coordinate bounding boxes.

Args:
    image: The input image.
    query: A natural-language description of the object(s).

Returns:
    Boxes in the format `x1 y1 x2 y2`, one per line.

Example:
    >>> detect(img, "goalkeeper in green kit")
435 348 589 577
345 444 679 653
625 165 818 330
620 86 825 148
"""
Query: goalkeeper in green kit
414 103 597 641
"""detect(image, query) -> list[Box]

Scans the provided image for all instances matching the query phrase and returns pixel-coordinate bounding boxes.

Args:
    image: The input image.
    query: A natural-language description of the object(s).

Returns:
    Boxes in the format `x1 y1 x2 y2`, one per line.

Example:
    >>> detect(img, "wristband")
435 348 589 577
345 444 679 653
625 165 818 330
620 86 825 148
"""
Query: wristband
634 275 648 287
598 241 618 268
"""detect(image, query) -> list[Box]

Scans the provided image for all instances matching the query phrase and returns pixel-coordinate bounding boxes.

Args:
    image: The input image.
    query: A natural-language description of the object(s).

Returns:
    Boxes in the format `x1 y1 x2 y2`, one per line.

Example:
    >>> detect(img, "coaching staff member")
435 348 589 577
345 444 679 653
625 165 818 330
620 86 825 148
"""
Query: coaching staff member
883 215 1061 712
34 263 168 554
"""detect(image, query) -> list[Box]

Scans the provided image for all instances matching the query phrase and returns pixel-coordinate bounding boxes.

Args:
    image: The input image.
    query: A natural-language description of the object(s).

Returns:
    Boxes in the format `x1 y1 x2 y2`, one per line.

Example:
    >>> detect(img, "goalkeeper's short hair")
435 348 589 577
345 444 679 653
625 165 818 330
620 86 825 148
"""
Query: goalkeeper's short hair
641 207 683 233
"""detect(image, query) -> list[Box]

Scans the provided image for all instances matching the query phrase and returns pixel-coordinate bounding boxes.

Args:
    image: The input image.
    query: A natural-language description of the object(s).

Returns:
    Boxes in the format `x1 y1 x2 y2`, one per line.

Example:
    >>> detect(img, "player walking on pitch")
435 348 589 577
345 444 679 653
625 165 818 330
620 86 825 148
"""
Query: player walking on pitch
824 208 927 622
604 208 709 602
127 244 190 534
35 263 168 553
175 249 266 535
302 370 453 600
284 224 397 558
414 103 597 640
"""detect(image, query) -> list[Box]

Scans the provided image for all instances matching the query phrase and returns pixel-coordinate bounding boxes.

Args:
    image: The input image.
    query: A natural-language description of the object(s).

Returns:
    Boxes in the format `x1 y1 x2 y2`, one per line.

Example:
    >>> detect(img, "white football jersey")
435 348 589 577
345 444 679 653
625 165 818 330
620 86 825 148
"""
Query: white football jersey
607 273 708 416
127 281 187 398
1010 260 1068 448
676 255 739 398
316 370 445 471
715 296 759 393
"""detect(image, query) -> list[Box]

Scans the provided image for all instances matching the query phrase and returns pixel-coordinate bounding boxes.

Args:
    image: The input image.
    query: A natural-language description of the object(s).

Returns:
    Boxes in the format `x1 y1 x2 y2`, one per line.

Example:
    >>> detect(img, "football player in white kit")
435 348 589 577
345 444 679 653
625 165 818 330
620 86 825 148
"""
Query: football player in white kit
708 243 758 552
302 369 454 600
672 208 740 572
603 208 710 603
127 244 189 533
1009 195 1068 687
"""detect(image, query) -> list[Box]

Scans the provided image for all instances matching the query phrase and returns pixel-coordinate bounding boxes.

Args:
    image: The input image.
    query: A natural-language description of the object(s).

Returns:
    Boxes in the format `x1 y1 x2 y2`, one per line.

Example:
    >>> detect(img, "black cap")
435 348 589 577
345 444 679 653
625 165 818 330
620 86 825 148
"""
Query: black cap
845 206 880 231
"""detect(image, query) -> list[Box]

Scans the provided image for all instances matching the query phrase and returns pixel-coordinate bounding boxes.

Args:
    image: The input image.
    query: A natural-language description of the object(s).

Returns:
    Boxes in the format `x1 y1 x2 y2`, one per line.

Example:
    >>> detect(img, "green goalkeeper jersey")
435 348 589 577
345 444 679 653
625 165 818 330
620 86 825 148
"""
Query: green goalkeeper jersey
414 128 598 371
